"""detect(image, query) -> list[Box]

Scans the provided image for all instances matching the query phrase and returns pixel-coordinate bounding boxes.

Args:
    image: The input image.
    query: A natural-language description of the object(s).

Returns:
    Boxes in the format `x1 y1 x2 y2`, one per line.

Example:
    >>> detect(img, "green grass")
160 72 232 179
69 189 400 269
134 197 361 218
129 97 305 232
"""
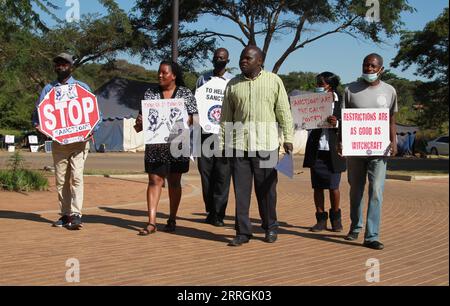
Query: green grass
0 151 49 192
0 169 49 191
0 129 23 138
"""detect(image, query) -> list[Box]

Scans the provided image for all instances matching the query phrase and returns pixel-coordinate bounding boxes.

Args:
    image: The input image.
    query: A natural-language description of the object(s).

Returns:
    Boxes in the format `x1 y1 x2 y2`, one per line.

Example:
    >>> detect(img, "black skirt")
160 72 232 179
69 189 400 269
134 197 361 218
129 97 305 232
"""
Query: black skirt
145 161 189 176
310 151 341 190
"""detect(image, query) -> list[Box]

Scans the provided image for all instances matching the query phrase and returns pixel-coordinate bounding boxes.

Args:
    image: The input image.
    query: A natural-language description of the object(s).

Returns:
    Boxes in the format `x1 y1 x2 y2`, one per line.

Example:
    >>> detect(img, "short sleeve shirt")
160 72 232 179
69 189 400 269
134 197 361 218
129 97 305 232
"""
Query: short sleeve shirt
344 80 398 115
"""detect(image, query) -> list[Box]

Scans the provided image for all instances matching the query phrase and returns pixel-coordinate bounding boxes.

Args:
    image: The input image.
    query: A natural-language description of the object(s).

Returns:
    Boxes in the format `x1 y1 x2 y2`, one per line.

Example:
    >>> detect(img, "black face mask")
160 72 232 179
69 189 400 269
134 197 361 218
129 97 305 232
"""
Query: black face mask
56 69 71 81
213 60 227 70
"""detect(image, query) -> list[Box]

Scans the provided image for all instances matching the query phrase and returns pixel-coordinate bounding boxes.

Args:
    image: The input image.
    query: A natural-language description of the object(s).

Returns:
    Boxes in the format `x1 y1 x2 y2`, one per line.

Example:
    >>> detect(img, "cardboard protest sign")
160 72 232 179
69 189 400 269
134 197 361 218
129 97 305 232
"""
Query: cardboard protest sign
142 98 189 144
290 92 334 130
195 77 230 134
28 135 38 144
342 108 391 156
5 135 15 144
37 84 100 145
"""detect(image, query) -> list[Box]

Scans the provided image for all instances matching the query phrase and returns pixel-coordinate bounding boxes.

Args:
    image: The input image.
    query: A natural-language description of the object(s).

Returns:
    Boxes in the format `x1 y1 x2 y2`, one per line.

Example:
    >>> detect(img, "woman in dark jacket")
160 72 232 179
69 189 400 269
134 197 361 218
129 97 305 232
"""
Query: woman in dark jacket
303 72 346 232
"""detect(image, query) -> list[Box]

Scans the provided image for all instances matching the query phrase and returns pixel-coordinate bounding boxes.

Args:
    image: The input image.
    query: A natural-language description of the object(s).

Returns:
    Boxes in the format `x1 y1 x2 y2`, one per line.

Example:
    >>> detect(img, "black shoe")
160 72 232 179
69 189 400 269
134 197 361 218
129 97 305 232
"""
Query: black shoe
228 235 250 247
345 231 359 241
68 215 83 230
206 214 225 227
264 230 278 243
205 213 215 224
164 219 176 232
53 215 71 228
212 219 225 227
363 241 384 250
310 212 328 232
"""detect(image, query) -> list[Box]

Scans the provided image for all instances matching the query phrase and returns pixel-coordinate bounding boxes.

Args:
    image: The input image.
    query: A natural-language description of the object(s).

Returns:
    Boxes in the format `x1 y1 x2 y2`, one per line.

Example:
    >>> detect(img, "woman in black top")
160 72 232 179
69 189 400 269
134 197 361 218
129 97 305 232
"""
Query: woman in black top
135 61 197 235
303 72 346 232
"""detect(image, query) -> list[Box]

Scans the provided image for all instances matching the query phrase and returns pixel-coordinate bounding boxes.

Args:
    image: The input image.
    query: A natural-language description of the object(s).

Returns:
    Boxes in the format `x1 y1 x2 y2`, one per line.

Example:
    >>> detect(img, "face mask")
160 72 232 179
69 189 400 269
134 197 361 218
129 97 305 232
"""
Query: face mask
56 69 71 81
213 60 227 70
362 67 383 83
315 87 326 93
362 73 380 83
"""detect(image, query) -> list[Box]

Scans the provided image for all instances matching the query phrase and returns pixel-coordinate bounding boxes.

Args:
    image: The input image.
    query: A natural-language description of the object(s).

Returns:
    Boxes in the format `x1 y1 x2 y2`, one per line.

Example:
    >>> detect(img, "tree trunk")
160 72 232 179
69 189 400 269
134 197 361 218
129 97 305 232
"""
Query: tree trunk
272 49 294 74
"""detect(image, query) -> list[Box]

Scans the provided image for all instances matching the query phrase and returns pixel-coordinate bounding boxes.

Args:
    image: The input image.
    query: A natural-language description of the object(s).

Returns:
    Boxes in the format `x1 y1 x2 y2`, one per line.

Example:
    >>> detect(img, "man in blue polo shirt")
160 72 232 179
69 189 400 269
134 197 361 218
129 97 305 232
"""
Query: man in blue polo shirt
33 52 101 230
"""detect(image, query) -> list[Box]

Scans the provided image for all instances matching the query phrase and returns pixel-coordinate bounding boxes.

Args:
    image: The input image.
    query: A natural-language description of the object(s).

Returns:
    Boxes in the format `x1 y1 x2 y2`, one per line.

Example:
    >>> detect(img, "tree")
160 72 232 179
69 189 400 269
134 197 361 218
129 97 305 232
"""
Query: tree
391 8 449 130
0 0 60 34
132 0 413 72
0 0 144 130
1 0 141 85
381 71 422 125
279 71 318 93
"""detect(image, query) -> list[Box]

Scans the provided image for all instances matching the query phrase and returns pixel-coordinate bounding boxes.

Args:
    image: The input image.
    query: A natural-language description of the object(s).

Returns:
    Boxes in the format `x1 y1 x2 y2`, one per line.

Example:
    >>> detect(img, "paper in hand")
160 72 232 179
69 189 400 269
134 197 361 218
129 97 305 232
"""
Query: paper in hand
275 153 294 179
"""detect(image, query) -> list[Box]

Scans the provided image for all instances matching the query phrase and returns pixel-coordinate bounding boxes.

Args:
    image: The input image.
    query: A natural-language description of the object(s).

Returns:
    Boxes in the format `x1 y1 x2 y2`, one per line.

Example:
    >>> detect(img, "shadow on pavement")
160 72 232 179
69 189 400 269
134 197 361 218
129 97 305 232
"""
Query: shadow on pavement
0 209 363 247
96 207 233 243
0 210 53 224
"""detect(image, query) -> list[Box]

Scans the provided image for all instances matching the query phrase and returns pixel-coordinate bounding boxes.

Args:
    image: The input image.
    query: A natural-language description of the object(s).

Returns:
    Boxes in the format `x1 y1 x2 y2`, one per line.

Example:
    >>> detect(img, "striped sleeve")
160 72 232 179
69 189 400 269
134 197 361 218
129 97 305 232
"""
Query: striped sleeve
274 76 294 143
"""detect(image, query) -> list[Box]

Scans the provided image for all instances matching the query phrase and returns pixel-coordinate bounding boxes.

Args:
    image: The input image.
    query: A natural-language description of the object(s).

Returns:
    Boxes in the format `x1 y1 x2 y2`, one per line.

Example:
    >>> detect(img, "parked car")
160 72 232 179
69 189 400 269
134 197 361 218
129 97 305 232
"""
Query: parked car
426 136 449 155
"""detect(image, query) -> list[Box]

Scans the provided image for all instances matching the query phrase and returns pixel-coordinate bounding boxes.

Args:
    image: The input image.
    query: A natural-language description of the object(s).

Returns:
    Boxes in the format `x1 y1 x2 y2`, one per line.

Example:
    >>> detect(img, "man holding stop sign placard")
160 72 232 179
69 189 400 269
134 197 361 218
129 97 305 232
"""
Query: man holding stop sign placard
32 52 102 230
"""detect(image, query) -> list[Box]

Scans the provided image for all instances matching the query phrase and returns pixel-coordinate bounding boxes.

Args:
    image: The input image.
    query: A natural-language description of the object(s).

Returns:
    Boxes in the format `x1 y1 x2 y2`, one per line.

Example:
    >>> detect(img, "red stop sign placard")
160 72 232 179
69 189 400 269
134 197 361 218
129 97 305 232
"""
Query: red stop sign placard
37 84 100 145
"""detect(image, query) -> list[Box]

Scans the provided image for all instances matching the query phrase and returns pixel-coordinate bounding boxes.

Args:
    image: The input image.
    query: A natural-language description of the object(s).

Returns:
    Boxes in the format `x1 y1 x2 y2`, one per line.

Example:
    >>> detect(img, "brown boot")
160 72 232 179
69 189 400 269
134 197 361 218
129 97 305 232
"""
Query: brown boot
310 212 328 232
329 209 343 232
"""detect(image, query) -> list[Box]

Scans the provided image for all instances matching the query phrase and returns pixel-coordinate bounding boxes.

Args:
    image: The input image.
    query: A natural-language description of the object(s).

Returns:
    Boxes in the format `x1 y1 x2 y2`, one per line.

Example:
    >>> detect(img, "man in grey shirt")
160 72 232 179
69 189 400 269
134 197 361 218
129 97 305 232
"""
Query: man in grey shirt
343 53 398 250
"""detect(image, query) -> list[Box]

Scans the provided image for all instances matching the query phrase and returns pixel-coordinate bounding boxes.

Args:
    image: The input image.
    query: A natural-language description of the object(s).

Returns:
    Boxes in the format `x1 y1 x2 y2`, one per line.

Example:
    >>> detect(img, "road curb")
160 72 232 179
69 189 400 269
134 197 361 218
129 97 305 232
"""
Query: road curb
102 174 147 179
387 174 449 181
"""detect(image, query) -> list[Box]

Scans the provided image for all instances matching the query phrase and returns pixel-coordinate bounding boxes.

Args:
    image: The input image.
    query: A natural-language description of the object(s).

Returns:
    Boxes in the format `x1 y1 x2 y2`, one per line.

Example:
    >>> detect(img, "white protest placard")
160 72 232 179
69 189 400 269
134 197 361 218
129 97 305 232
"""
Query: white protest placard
28 135 38 144
342 108 391 156
37 84 100 145
5 135 15 144
195 77 230 134
142 98 189 144
290 92 334 130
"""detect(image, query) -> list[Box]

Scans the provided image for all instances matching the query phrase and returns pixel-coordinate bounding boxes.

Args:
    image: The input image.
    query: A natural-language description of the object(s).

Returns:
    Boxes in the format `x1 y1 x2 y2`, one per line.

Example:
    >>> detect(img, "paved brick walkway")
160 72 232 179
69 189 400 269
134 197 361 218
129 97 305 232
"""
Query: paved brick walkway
0 166 448 285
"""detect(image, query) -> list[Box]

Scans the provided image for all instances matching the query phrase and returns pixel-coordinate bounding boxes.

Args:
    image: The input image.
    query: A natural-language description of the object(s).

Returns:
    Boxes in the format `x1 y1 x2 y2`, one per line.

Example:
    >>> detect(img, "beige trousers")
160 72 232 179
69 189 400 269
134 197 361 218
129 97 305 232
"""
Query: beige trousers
52 141 89 216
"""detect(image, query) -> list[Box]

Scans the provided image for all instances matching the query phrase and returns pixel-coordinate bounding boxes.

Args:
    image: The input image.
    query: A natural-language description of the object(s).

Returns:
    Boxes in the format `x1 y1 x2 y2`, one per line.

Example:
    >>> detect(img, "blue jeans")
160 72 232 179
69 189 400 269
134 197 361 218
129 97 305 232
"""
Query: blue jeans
347 157 387 242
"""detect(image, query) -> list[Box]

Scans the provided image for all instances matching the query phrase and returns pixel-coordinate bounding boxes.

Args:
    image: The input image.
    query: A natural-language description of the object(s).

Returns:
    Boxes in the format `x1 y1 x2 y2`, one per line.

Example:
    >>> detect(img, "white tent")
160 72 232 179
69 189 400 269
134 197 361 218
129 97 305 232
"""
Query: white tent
93 77 158 152
287 90 309 154
95 118 144 152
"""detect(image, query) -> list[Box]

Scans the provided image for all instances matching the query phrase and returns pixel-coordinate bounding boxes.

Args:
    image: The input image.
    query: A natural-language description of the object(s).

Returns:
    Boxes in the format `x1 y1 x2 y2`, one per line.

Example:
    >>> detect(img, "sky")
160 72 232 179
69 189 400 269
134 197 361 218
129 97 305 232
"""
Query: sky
37 0 449 83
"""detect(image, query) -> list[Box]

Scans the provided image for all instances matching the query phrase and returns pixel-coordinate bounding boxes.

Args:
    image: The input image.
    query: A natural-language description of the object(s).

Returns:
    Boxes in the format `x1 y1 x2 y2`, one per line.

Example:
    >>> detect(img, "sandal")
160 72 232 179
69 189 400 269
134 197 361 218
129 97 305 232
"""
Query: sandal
164 219 176 232
138 223 157 236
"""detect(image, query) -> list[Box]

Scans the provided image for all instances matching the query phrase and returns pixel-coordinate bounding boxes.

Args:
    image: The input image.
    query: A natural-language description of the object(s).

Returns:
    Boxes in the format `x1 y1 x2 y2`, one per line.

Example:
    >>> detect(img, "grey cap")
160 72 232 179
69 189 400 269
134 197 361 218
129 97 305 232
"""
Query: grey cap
53 52 74 65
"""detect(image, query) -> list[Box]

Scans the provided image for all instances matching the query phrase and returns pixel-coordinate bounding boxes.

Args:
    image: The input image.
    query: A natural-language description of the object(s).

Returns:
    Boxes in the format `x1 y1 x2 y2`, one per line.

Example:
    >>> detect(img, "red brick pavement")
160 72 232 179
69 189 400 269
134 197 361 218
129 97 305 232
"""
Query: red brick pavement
0 167 448 286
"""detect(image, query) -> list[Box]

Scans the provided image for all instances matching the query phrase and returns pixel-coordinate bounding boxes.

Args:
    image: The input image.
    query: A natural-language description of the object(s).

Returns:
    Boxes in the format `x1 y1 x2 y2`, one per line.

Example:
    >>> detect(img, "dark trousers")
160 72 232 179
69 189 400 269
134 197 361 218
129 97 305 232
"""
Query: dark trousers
197 135 231 221
231 150 279 237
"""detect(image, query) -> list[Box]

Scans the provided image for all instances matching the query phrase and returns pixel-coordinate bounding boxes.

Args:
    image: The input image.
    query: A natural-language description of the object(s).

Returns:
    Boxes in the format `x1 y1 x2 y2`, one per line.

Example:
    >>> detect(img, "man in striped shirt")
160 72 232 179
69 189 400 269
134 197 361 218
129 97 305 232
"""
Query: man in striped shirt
220 45 294 246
